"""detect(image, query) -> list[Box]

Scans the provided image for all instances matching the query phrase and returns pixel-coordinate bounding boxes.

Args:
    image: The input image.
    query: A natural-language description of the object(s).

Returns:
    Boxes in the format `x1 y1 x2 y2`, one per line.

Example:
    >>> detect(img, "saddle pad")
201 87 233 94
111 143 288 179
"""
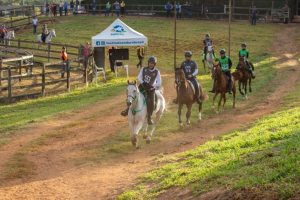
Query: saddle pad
187 80 196 95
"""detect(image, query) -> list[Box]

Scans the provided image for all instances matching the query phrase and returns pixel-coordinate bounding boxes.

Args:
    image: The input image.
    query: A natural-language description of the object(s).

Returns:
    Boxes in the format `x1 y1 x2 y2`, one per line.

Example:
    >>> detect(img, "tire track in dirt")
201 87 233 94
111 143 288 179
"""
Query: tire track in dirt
0 25 299 200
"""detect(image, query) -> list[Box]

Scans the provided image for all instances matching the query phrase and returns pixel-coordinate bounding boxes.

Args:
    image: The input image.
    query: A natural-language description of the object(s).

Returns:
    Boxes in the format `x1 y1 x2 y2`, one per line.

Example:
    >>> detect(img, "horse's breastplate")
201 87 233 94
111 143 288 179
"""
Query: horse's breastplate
142 68 158 86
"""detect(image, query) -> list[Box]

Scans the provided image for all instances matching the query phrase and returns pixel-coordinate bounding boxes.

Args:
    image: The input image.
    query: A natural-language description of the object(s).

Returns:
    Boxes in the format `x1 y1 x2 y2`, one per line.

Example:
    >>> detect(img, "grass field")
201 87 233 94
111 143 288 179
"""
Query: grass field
118 81 300 200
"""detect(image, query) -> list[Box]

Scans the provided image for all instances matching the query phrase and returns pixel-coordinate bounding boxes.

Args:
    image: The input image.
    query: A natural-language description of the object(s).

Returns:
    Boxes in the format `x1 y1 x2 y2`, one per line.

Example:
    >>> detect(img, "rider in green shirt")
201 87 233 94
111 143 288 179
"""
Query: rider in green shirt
238 43 255 79
210 49 233 94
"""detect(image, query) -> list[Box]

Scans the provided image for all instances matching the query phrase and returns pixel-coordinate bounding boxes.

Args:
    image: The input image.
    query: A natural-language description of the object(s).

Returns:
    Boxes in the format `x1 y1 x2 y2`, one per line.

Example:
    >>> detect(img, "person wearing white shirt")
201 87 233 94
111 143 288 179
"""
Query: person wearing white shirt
32 16 38 34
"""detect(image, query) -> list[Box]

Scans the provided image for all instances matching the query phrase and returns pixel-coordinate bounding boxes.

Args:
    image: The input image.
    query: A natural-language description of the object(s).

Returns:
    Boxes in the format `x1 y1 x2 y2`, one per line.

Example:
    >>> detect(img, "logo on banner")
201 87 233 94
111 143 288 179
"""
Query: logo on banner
111 25 126 35
96 41 105 46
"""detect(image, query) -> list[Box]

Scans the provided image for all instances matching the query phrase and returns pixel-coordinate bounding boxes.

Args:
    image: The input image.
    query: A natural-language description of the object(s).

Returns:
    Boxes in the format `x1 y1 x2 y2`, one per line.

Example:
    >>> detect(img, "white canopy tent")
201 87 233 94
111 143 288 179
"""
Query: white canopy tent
91 19 148 79
92 18 148 47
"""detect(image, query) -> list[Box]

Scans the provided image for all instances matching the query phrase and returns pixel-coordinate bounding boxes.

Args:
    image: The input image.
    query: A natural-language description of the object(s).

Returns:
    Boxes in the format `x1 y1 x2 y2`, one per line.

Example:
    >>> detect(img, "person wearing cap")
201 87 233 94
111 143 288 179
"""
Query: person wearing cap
174 51 201 104
238 43 255 79
121 56 161 125
210 49 233 94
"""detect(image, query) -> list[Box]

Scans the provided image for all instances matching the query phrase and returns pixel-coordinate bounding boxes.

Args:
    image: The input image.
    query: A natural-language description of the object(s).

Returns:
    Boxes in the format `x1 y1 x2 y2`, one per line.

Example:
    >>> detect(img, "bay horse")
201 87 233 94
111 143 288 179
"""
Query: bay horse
175 68 207 126
232 57 252 99
126 81 165 148
212 62 236 112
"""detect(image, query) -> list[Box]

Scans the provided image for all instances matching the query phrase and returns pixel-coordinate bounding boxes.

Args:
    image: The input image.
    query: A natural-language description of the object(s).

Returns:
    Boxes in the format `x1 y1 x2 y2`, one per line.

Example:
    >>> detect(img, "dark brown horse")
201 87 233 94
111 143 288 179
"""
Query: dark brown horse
175 68 206 126
232 57 252 98
212 62 236 112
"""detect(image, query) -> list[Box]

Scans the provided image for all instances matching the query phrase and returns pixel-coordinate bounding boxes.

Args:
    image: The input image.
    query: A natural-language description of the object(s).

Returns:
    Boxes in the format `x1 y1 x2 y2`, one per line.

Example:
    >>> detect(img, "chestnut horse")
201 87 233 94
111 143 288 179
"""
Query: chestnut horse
212 62 236 112
232 58 253 98
175 68 206 126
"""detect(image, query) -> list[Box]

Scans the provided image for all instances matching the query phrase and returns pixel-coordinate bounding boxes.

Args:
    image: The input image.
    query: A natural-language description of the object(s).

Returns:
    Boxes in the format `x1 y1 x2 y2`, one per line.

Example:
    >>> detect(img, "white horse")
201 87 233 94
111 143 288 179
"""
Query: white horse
203 46 215 75
36 29 56 43
126 81 166 148
1 30 15 45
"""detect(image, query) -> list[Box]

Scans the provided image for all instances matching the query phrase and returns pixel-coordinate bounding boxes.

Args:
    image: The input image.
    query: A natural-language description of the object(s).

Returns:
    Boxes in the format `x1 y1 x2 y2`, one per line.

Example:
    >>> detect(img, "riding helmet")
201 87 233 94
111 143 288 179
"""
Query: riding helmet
220 49 226 54
205 33 210 38
185 51 193 57
241 43 247 47
148 56 157 64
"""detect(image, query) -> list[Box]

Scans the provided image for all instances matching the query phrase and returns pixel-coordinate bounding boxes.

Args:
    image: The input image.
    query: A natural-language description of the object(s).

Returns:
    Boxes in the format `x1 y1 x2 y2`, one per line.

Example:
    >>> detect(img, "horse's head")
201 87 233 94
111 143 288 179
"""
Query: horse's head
126 80 139 107
51 29 56 37
238 56 247 70
174 68 186 87
212 60 221 77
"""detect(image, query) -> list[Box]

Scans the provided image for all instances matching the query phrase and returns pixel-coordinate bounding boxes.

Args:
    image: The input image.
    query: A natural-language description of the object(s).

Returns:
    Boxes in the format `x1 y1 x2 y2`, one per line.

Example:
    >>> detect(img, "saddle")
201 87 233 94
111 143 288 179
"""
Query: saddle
187 80 196 95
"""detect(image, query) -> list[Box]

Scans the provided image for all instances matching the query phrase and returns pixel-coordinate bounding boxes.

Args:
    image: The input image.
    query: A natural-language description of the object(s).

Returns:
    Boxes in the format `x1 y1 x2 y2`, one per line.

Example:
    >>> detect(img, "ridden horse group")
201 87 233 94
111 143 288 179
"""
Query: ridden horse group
126 54 254 148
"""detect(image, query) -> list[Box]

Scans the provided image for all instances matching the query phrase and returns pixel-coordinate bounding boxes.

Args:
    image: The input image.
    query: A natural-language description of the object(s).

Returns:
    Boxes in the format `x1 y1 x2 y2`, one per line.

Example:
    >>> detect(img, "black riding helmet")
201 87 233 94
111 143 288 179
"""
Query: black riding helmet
148 56 157 64
185 51 192 57
241 43 247 48
220 49 226 54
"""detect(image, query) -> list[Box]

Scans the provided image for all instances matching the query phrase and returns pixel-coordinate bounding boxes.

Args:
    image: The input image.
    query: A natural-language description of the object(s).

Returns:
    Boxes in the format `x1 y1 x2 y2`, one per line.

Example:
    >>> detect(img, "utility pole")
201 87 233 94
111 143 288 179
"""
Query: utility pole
174 1 177 69
228 0 232 57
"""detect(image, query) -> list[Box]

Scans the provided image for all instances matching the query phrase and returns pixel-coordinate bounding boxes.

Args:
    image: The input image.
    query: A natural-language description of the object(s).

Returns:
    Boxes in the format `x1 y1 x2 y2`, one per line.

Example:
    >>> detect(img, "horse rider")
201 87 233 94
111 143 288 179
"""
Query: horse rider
210 49 233 94
0 24 8 41
174 51 201 104
202 33 214 62
121 56 162 125
238 43 255 79
41 24 49 43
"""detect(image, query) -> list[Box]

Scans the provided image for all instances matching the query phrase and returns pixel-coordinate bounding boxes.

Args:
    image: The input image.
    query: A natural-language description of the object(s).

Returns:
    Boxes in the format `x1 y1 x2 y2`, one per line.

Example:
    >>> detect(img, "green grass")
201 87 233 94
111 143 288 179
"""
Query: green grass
0 77 127 141
118 104 300 200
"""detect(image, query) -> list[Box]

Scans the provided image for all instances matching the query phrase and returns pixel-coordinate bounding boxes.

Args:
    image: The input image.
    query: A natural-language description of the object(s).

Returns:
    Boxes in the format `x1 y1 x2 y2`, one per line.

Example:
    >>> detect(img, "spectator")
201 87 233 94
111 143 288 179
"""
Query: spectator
108 47 115 72
164 2 173 18
83 42 92 72
45 2 49 16
136 46 145 68
32 15 38 34
251 6 257 25
64 1 68 16
75 0 79 14
59 1 64 16
113 1 120 17
282 3 289 24
120 0 126 17
176 2 182 19
105 1 111 16
70 0 74 13
60 46 68 78
53 4 57 16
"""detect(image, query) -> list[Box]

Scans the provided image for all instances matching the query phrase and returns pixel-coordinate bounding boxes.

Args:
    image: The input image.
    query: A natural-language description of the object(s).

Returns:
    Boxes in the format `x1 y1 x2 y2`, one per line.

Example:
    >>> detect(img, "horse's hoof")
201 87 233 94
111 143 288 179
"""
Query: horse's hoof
136 145 140 149
179 122 184 127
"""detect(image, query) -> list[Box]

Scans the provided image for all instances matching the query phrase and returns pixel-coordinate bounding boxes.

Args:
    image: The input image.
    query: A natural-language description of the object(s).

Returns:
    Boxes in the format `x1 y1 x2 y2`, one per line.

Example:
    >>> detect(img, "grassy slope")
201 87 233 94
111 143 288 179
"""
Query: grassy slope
118 78 300 200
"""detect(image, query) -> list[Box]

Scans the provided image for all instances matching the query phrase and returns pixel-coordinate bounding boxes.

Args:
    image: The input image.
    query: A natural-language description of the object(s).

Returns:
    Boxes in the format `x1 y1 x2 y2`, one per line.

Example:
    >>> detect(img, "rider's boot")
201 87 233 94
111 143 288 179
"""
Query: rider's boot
120 107 129 116
209 79 216 93
227 80 232 94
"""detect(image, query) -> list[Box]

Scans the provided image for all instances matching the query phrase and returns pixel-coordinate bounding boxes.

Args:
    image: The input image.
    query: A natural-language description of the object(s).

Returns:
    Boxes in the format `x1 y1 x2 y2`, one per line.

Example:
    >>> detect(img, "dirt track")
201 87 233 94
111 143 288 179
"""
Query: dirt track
0 24 299 200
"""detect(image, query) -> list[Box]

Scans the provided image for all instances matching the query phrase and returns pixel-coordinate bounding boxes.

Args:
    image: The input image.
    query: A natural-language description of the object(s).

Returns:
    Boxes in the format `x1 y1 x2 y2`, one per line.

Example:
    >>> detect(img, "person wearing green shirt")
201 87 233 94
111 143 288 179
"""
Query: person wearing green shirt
105 1 111 16
210 49 233 94
238 43 255 79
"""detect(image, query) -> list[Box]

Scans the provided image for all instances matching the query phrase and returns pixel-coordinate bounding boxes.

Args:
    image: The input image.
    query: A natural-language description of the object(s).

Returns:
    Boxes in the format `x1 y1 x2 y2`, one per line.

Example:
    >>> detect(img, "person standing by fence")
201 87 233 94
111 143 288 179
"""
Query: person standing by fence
136 46 145 68
64 1 68 16
176 2 182 19
165 2 173 17
32 16 38 34
105 1 111 16
60 46 68 78
59 1 64 16
113 1 120 17
83 42 92 74
120 0 126 17
251 6 257 25
70 0 74 14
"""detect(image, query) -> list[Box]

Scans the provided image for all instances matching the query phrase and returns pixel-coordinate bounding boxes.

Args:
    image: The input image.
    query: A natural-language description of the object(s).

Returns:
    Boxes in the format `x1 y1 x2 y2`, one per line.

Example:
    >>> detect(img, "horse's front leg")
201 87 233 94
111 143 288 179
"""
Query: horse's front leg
198 101 203 121
178 103 183 126
212 92 218 110
217 93 223 113
142 119 148 140
222 93 226 110
239 80 244 96
249 77 252 93
244 80 248 99
186 103 192 125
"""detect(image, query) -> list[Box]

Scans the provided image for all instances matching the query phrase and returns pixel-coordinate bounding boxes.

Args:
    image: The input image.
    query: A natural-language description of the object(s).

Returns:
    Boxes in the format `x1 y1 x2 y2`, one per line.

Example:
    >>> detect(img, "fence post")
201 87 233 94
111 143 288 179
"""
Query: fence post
66 61 71 92
42 64 45 96
0 60 2 86
18 60 22 82
8 67 12 103
18 39 21 49
47 43 51 62
84 59 88 86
